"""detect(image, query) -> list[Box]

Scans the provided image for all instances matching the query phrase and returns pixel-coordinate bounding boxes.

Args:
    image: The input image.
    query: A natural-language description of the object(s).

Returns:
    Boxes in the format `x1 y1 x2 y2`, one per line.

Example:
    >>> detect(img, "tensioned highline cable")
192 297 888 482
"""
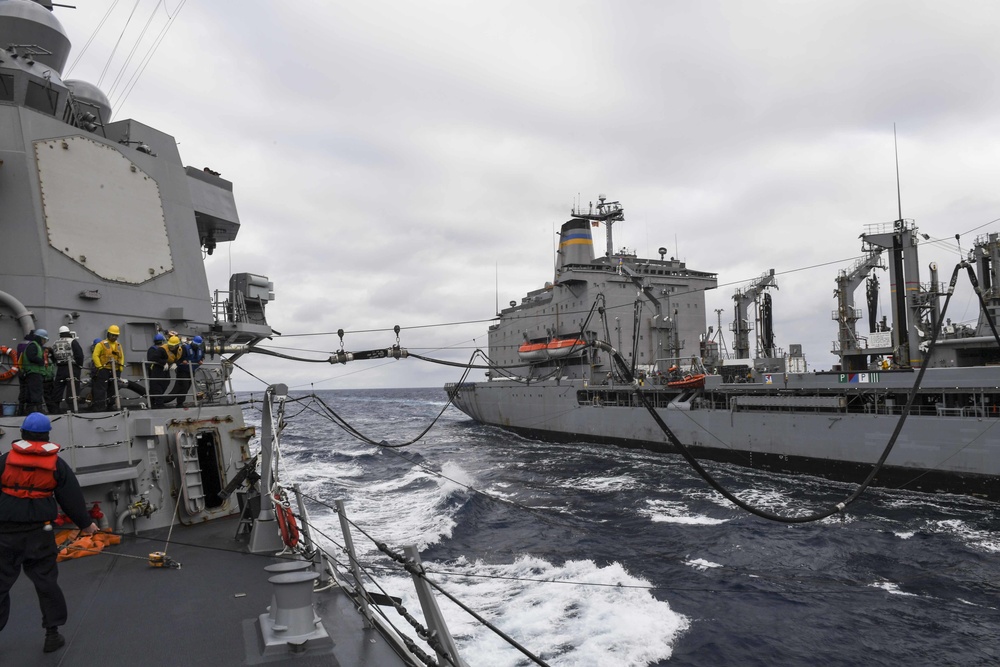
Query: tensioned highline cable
278 317 497 338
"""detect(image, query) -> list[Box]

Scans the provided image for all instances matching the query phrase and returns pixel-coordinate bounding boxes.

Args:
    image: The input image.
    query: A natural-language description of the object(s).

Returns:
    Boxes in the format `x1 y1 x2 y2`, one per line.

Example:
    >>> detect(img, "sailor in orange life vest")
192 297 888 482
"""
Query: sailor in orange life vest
0 412 97 653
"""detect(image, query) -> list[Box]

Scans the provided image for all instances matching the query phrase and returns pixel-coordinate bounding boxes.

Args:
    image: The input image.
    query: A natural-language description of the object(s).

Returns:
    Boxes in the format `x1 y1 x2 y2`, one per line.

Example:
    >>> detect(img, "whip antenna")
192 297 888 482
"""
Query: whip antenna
894 123 903 222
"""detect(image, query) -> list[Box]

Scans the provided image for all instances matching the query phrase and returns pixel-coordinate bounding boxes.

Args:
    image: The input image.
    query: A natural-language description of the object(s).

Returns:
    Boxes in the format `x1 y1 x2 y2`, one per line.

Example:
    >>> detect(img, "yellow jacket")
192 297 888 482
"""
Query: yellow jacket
92 339 124 371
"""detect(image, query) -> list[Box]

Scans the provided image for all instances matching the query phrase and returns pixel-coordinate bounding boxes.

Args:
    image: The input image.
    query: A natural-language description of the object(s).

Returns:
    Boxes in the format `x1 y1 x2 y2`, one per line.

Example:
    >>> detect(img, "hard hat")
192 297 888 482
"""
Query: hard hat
93 338 102 346
35 329 48 339
22 412 51 433
59 325 70 334
107 324 121 335
167 335 181 346
193 336 203 345
154 333 166 343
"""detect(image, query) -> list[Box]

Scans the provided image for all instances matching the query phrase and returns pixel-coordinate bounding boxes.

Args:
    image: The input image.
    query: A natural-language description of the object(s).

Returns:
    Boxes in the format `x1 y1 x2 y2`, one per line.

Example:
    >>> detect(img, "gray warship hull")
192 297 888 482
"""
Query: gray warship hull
449 369 1000 499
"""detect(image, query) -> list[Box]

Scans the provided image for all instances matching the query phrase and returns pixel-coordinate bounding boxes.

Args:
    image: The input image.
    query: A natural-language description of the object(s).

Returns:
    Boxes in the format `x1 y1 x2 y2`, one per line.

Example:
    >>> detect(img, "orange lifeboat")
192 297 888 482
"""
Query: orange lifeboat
545 338 586 358
667 373 706 389
517 338 587 362
517 342 548 362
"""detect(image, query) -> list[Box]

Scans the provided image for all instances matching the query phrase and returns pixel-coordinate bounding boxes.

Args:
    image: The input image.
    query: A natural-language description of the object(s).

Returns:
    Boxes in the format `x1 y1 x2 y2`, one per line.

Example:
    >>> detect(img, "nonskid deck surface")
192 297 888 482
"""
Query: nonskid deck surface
4 518 411 667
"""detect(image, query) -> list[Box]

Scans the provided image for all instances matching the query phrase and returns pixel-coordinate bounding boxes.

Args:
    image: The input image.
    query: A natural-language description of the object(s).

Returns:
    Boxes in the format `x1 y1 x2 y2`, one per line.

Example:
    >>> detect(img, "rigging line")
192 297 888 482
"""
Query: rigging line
231 360 271 388
98 0 141 87
328 505 551 667
113 0 188 114
617 257 969 524
279 317 497 338
65 0 121 78
300 528 464 667
961 215 1000 237
404 563 552 667
299 537 439 664
106 0 162 101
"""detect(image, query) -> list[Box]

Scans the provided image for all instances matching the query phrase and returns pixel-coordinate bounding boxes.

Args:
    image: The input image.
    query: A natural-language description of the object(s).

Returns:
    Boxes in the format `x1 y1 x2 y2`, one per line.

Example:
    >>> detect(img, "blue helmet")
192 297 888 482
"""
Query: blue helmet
193 336 203 345
22 412 51 433
93 338 102 346
154 333 166 343
35 329 48 339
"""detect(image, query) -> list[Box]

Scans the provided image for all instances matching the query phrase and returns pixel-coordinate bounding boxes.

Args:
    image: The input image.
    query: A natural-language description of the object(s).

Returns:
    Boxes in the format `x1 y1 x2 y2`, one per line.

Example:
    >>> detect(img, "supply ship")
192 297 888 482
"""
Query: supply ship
1 2 483 665
447 196 1000 500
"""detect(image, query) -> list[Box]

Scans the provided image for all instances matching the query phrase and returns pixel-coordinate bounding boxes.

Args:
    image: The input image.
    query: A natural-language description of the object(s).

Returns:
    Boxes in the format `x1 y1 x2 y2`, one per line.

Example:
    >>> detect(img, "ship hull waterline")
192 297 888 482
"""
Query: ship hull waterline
449 381 1000 501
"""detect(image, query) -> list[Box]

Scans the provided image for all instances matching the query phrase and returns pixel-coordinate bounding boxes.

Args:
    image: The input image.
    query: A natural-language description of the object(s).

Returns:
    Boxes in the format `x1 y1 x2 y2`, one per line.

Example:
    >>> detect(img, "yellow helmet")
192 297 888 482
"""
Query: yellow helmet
167 335 181 346
107 324 121 336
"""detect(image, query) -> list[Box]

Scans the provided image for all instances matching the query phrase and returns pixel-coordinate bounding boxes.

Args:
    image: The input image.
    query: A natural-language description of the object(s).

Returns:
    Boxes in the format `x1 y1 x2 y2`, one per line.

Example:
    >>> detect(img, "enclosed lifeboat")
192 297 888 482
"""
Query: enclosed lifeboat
517 338 587 362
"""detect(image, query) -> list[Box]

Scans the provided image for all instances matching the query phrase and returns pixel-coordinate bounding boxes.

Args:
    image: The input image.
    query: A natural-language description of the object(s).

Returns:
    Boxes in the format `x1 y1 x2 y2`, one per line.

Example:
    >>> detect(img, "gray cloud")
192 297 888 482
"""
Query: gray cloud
59 0 1000 389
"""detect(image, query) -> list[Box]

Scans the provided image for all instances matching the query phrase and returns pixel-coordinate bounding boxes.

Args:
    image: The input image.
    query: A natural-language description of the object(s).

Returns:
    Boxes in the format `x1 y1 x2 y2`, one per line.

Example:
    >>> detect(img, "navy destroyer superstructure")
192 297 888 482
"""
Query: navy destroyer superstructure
1 3 473 665
448 198 1000 499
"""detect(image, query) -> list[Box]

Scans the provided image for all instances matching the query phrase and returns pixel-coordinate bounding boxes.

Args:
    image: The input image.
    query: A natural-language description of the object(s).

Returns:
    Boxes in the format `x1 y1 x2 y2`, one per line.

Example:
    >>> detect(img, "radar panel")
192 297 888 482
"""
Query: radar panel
35 135 173 284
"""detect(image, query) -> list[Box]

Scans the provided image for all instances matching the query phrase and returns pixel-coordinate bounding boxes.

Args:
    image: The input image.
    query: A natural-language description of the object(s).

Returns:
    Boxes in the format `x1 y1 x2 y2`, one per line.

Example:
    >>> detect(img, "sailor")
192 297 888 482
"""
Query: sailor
146 333 169 408
188 336 205 369
165 336 190 407
91 325 124 412
47 327 84 414
0 412 97 653
15 330 34 416
19 330 52 415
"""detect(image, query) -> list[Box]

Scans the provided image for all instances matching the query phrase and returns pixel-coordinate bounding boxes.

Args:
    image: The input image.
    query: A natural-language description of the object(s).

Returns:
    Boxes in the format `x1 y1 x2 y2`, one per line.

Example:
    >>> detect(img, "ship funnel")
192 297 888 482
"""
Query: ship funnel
557 218 595 272
0 0 72 75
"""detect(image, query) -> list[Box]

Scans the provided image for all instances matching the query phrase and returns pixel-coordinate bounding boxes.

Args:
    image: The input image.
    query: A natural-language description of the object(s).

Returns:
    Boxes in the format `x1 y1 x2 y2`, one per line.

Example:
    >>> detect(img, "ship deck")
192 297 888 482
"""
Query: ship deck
5 516 414 666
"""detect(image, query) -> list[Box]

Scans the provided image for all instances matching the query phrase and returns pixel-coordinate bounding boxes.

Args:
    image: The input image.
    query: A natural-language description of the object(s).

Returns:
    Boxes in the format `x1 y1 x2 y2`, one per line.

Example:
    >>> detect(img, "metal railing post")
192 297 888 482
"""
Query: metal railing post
67 356 79 413
110 359 121 411
335 499 373 627
403 545 463 667
292 484 331 587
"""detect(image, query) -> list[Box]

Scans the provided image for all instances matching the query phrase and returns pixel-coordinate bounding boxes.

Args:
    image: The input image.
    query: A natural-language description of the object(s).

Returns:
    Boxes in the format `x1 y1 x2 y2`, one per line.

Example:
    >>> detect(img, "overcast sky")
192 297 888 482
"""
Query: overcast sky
55 0 1000 392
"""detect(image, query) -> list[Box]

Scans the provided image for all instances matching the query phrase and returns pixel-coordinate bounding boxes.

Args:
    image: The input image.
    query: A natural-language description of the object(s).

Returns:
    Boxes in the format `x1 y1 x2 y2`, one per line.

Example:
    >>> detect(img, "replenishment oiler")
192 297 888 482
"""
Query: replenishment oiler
447 195 1000 500
1 2 511 665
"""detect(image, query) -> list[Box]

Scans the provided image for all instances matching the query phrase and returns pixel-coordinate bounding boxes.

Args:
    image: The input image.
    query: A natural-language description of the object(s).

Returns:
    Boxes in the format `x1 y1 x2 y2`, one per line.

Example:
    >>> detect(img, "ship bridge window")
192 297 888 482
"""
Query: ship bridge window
25 80 59 116
0 74 13 102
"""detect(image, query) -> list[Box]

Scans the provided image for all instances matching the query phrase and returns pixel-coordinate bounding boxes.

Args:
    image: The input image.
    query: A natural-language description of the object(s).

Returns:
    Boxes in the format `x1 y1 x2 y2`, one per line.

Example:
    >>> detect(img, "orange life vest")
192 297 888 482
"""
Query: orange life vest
1 439 60 499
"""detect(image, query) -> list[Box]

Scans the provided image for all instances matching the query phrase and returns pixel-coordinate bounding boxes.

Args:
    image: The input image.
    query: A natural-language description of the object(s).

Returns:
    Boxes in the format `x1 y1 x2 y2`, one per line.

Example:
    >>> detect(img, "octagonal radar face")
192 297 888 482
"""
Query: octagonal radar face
36 135 173 283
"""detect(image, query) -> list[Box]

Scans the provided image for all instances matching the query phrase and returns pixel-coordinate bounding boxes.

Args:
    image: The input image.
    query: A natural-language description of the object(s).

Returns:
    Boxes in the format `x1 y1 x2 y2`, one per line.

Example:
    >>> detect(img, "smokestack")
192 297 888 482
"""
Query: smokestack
557 218 595 272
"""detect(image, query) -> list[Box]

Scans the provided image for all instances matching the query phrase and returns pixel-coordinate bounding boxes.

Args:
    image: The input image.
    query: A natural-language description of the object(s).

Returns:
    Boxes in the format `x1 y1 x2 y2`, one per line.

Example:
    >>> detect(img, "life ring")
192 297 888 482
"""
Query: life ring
0 346 17 382
276 503 299 548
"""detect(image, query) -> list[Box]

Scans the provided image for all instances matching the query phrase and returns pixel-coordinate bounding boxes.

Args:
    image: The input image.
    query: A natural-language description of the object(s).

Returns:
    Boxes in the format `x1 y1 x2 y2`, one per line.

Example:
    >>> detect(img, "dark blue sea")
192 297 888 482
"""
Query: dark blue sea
244 387 1000 666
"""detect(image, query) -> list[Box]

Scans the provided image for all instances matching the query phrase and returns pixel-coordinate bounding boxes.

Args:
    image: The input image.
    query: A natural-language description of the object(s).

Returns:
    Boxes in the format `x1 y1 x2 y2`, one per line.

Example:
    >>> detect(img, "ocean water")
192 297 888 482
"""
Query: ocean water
248 387 1000 666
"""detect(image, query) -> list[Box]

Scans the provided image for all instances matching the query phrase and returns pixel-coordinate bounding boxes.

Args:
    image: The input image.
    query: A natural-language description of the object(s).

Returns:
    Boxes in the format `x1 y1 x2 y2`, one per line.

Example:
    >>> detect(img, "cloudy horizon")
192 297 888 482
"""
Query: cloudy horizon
55 0 1000 392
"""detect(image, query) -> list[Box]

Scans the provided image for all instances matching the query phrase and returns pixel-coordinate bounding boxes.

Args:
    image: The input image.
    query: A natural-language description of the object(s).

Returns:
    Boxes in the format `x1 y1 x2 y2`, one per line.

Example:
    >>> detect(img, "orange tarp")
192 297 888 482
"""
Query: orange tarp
56 528 122 561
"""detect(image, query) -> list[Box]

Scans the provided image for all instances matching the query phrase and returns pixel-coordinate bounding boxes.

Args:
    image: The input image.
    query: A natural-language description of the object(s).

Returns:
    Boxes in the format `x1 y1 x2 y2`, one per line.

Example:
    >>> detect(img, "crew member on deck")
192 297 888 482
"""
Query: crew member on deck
91 325 124 412
47 327 84 413
165 336 190 408
146 333 169 408
19 330 52 415
0 412 97 653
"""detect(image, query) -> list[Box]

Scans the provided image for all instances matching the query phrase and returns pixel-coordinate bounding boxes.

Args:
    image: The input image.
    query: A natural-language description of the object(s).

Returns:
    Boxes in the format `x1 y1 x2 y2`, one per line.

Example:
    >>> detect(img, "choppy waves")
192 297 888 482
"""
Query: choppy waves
246 389 1000 667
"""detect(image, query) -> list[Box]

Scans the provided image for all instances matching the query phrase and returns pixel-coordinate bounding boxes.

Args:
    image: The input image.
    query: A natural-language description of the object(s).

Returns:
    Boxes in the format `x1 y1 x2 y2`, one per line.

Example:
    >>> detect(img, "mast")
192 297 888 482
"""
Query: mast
571 194 624 258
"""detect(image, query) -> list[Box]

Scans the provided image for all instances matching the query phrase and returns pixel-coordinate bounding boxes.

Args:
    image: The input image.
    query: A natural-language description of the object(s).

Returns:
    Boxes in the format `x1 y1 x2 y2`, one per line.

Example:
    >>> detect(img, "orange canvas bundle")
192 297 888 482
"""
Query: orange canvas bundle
56 528 121 562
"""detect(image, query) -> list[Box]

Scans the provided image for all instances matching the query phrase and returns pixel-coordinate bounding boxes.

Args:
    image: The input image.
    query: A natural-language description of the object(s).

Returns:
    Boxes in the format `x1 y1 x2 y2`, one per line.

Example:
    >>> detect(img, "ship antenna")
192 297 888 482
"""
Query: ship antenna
894 123 903 224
